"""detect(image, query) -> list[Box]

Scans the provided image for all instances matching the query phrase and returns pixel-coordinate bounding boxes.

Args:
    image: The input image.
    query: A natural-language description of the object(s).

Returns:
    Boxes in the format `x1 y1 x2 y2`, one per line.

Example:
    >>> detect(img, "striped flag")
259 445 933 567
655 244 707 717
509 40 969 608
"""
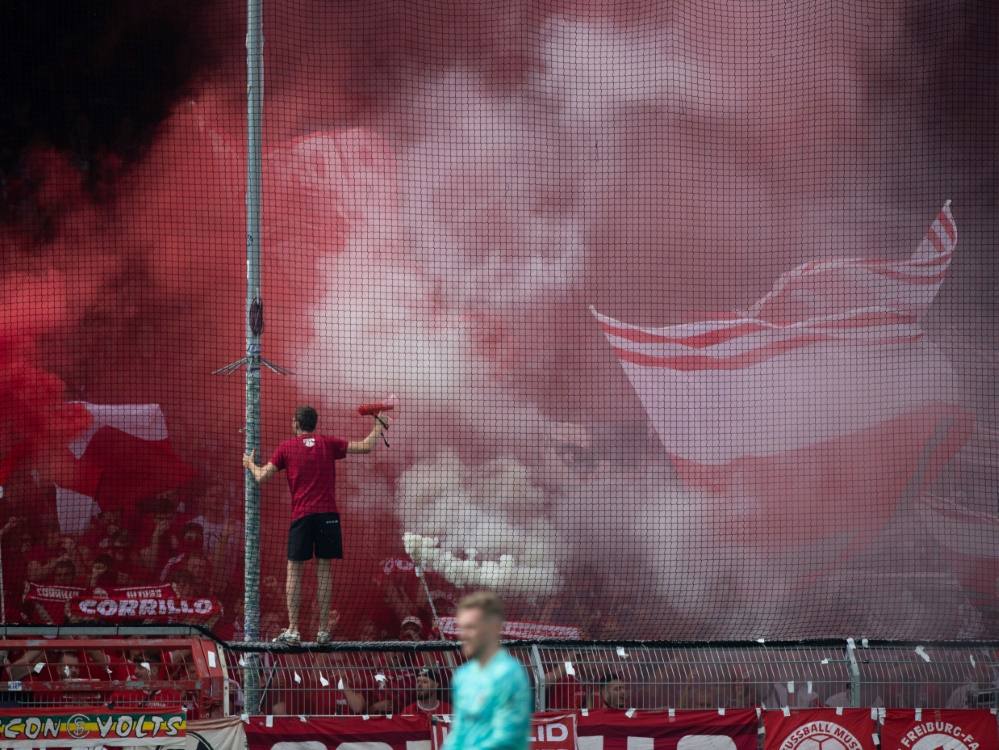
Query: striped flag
918 494 999 622
54 403 196 534
593 204 972 548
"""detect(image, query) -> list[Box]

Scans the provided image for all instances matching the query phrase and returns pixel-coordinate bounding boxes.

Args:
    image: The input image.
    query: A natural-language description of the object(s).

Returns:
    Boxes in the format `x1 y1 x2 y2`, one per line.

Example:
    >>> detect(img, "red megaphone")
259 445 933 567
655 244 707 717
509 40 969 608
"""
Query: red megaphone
358 393 398 417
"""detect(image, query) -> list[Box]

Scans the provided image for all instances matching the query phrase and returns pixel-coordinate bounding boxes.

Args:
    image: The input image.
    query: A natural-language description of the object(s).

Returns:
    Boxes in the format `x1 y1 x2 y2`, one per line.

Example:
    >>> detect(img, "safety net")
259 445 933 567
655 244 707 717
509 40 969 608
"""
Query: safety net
0 0 996 641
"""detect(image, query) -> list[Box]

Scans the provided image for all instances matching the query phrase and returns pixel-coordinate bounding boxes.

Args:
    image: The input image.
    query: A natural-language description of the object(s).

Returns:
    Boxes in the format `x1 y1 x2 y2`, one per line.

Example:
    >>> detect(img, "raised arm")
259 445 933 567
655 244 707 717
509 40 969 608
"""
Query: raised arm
243 450 279 483
347 417 384 455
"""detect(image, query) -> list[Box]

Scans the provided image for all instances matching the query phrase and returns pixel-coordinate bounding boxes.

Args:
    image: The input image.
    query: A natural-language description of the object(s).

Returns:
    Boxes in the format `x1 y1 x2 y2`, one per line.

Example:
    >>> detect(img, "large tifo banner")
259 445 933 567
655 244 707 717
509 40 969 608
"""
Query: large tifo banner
0 708 185 747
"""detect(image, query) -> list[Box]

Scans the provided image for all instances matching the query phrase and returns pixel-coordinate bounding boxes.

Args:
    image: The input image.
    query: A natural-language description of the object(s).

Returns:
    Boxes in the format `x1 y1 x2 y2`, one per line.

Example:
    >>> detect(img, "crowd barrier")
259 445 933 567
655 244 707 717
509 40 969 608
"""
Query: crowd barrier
221 640 999 714
0 636 230 717
1 632 996 716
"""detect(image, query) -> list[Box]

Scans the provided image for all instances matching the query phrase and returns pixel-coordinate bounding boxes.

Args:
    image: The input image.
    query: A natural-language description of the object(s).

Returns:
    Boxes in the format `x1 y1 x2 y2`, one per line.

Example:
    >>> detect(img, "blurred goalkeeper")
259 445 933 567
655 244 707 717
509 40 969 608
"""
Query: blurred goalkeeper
243 405 384 645
445 591 532 750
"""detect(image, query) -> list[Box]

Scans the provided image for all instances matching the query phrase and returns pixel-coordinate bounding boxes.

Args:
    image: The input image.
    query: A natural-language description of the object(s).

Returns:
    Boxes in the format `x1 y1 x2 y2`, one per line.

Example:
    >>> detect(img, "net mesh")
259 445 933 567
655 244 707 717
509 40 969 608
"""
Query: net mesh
0 0 997 642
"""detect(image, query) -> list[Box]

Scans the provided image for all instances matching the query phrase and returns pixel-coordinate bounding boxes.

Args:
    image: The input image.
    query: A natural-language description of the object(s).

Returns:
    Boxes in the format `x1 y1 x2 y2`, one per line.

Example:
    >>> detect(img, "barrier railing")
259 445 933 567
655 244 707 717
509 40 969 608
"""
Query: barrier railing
0 637 231 717
220 640 999 714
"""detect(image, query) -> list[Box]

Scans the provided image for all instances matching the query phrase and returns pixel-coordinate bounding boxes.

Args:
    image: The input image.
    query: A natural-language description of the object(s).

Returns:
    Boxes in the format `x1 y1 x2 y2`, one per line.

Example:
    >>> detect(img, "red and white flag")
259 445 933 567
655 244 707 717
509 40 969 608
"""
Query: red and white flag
578 708 758 750
54 403 195 534
593 204 972 549
434 713 578 750
881 708 998 750
918 494 999 621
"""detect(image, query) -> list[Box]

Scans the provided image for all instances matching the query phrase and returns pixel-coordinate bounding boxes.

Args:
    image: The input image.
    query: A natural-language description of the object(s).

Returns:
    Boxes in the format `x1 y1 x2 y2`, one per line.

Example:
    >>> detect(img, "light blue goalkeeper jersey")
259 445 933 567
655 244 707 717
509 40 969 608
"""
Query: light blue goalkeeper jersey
444 648 532 750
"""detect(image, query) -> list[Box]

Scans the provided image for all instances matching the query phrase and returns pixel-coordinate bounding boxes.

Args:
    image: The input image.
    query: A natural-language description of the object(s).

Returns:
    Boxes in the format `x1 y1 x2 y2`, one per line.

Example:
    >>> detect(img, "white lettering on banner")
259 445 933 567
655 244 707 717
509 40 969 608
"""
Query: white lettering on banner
337 744 394 749
780 721 865 750
579 733 743 750
78 597 215 617
677 739 737 750
24 717 41 740
96 716 114 736
542 724 569 742
271 741 328 750
42 718 59 739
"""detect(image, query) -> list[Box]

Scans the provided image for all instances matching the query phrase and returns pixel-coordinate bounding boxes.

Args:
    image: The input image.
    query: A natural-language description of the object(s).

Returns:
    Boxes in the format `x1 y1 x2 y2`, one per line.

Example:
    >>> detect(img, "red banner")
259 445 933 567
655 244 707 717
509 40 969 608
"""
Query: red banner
881 709 998 750
24 583 190 624
245 715 432 750
69 595 220 621
23 583 86 624
763 709 877 750
437 616 581 640
579 708 758 750
433 712 577 750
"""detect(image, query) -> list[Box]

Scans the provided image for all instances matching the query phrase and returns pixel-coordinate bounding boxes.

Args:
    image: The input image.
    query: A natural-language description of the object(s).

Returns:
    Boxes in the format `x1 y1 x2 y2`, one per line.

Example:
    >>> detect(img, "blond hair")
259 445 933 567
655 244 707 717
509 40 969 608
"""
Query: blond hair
456 590 505 619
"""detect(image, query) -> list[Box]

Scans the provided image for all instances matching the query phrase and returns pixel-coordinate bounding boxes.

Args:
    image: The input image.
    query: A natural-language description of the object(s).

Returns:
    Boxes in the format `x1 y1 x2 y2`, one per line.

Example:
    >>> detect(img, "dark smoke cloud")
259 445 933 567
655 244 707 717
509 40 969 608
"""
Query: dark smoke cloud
0 0 215 226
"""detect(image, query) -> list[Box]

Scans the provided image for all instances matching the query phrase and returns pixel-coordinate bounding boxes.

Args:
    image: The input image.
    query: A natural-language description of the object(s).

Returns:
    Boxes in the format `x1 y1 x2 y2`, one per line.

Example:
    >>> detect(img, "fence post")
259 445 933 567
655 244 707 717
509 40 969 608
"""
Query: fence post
845 641 862 708
531 644 547 713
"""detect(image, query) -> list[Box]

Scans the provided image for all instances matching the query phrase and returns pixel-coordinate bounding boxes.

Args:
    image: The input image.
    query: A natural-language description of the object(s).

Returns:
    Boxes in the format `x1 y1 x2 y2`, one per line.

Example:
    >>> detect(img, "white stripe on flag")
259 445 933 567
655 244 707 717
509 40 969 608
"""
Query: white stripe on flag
55 485 101 535
69 402 170 458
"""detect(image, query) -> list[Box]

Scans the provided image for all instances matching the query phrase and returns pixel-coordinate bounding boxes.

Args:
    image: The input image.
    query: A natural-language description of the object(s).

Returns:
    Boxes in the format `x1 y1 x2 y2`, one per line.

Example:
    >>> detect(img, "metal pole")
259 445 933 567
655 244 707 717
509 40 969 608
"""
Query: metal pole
243 0 264 714
0 532 6 627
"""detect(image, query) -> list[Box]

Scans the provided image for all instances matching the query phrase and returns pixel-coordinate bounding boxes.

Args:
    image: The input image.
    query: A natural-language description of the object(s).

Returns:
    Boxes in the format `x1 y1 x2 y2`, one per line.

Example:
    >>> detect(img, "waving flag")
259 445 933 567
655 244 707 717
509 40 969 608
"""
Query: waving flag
54 403 196 534
918 493 999 621
593 204 972 548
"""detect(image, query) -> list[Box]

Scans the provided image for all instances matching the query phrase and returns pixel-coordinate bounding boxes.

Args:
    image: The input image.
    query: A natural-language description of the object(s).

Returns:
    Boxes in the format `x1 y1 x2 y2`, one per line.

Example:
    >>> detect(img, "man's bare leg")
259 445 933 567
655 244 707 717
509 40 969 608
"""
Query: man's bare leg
286 560 304 633
316 558 334 631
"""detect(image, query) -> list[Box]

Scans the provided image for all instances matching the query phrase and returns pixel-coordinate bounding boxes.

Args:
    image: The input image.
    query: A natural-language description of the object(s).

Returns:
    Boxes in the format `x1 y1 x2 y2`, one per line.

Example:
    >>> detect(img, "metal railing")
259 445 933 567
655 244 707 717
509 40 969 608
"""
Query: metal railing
220 640 999 715
0 636 231 717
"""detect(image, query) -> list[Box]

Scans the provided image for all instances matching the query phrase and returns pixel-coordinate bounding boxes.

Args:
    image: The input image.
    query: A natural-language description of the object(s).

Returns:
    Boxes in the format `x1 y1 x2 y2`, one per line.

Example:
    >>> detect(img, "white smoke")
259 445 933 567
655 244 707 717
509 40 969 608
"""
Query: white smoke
283 7 969 638
400 451 562 595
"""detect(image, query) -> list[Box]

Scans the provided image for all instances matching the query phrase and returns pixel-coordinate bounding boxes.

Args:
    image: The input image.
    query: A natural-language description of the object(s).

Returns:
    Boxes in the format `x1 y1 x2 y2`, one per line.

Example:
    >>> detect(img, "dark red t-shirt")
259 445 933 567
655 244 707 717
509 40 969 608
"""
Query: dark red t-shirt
547 675 585 710
269 434 349 520
401 699 452 716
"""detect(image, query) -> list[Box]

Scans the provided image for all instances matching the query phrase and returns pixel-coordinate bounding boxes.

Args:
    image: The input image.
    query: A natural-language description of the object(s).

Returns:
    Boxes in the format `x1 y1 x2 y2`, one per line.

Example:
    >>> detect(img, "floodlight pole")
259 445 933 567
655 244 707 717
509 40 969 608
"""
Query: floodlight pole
243 0 264 714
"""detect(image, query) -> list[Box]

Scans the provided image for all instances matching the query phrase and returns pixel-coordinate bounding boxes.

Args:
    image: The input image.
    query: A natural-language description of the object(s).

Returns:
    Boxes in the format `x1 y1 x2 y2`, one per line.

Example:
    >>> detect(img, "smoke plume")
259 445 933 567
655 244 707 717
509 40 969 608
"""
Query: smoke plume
0 0 996 637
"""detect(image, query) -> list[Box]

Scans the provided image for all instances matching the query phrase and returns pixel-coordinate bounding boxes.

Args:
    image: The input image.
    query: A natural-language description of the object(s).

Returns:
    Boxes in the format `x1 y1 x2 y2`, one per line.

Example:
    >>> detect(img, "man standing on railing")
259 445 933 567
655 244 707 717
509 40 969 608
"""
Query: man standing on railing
244 405 384 645
445 591 531 750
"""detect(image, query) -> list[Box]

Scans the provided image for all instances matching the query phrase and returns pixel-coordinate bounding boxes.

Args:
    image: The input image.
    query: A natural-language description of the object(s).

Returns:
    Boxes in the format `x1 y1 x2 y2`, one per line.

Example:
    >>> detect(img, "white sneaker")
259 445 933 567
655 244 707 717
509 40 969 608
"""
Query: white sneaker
316 630 332 645
274 629 300 646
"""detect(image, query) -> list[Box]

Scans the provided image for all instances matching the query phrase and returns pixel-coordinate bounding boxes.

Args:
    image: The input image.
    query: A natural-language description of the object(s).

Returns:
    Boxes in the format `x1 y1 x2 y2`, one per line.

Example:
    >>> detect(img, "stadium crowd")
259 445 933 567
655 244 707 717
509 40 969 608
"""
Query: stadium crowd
1 484 238 627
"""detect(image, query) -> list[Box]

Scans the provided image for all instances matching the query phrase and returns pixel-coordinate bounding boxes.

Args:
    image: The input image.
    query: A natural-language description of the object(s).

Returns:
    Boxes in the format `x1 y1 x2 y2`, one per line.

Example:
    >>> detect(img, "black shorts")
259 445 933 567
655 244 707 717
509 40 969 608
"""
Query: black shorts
288 513 343 561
